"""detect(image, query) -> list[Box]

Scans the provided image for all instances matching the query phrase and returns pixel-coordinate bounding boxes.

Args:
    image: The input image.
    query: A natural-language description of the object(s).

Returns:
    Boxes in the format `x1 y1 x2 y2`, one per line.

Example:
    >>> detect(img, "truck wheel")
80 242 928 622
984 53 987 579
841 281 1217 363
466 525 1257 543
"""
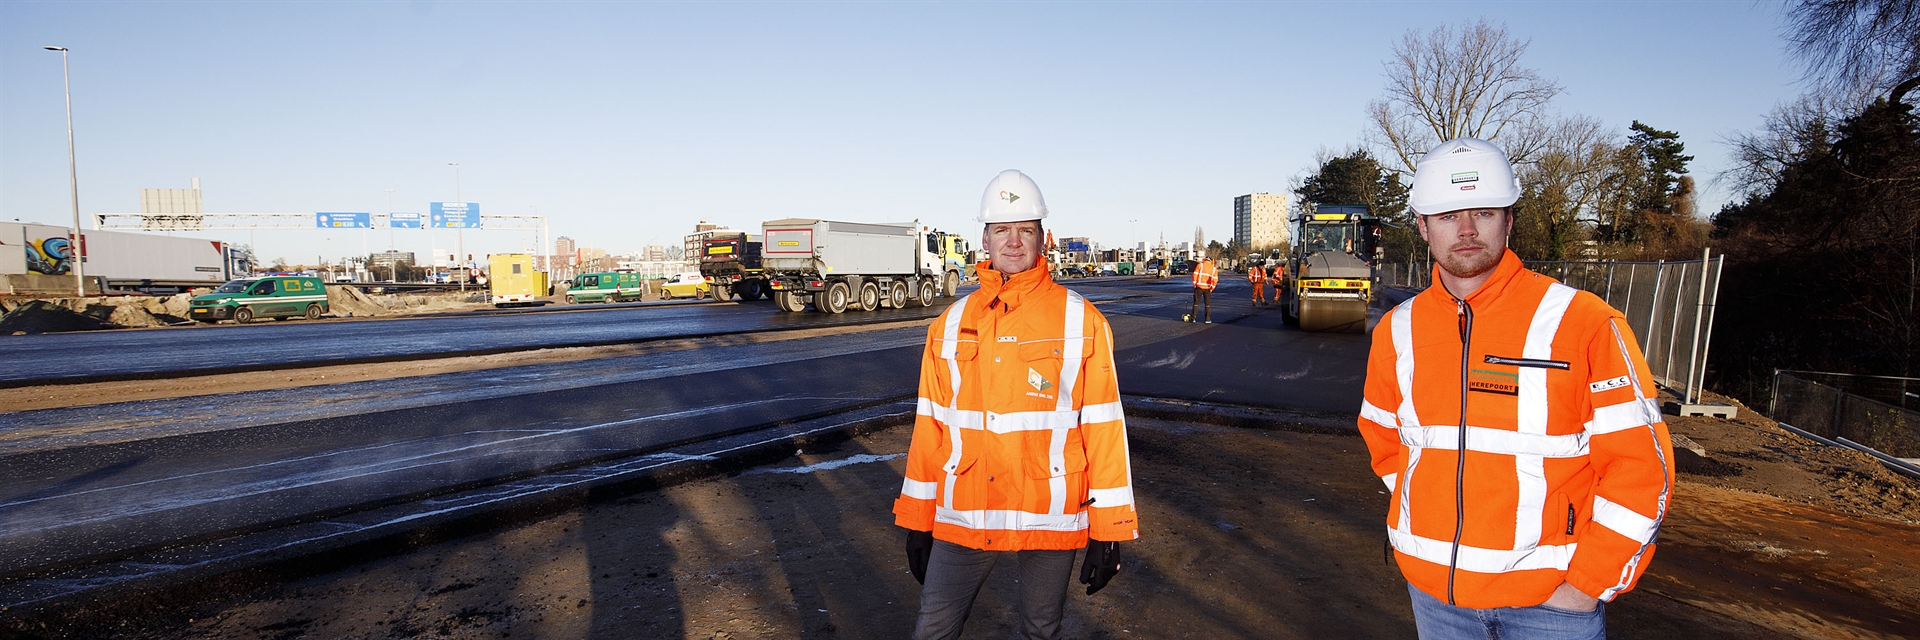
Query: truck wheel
713 284 732 302
822 282 850 314
887 281 908 309
305 304 322 320
915 278 937 307
233 307 254 324
856 282 880 311
943 271 959 297
740 281 763 301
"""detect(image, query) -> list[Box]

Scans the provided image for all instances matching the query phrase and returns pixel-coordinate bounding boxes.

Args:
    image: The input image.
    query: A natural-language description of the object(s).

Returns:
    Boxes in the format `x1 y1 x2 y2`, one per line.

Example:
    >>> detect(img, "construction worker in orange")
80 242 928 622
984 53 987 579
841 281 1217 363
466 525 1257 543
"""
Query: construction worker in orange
1358 137 1674 639
1247 261 1268 306
895 169 1138 640
1188 256 1218 323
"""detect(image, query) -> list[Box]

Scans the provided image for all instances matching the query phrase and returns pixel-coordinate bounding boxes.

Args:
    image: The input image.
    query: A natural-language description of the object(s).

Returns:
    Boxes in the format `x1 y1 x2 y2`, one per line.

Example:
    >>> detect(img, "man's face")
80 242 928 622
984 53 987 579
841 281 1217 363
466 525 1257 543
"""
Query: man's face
983 221 1043 274
1416 207 1511 280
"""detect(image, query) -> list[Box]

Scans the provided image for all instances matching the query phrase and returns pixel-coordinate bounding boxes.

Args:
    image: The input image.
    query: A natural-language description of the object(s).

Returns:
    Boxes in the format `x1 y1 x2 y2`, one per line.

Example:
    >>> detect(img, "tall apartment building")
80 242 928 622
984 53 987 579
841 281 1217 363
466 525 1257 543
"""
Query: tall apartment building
554 236 577 264
1233 193 1290 251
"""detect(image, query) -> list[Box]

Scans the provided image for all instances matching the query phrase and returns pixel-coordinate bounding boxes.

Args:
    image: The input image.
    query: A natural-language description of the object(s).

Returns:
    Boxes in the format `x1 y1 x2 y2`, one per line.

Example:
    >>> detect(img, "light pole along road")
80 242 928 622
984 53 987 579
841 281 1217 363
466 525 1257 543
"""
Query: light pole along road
43 45 84 298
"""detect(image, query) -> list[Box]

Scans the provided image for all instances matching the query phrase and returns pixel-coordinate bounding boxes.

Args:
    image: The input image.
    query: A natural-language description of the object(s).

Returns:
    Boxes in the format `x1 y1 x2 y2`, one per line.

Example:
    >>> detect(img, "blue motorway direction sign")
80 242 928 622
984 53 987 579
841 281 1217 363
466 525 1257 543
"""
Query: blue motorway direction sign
430 202 482 229
316 212 371 229
388 212 423 229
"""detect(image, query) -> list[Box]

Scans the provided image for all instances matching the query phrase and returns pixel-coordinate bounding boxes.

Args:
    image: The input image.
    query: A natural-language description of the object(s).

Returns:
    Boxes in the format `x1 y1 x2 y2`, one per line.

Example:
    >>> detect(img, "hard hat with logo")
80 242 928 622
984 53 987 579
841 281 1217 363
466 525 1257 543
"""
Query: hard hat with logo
1407 137 1521 216
977 169 1049 224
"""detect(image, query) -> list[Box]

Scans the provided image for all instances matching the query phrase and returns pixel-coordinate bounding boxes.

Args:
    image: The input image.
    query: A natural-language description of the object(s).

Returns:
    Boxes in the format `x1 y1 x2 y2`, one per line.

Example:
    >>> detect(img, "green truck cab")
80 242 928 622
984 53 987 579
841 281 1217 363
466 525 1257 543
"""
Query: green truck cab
189 275 330 323
565 271 646 304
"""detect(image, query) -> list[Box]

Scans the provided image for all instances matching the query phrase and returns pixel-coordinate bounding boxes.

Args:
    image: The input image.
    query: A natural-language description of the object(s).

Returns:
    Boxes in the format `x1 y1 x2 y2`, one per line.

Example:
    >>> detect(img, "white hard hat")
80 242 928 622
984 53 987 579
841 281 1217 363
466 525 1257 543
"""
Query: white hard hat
977 169 1049 224
1408 137 1521 216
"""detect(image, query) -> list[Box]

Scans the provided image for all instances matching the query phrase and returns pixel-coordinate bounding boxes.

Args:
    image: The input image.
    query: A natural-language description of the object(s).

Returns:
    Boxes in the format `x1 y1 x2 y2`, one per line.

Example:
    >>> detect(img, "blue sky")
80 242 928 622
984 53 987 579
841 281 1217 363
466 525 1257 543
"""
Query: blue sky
2 1 1800 266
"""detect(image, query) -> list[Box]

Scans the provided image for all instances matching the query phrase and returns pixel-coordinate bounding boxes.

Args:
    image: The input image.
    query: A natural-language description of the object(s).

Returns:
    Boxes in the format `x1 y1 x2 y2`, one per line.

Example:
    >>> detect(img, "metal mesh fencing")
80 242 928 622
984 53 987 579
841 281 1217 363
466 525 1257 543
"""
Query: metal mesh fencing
1375 255 1726 402
1771 372 1920 458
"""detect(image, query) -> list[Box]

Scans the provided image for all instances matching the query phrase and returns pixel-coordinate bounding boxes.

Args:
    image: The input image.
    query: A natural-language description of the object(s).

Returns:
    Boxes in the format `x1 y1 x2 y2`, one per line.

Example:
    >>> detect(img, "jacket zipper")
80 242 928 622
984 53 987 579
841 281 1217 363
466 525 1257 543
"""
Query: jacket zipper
1449 295 1472 606
1484 354 1571 370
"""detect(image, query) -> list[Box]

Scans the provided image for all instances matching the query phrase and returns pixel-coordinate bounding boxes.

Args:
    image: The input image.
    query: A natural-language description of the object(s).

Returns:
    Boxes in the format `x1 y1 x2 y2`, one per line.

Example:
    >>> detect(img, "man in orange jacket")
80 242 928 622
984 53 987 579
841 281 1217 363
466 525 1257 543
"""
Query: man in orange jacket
1247 262 1268 306
895 170 1138 640
1188 257 1218 322
1358 138 1674 639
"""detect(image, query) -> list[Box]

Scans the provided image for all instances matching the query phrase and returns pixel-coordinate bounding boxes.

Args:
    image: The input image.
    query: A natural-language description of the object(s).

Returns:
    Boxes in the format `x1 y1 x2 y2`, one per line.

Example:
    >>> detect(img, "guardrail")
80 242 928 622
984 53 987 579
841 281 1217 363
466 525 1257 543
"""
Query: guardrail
1379 252 1726 405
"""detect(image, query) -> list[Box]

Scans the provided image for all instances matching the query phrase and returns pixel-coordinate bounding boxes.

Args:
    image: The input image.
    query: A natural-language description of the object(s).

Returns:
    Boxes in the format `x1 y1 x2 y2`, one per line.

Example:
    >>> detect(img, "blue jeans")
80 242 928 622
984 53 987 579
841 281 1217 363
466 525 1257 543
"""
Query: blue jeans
1407 583 1605 640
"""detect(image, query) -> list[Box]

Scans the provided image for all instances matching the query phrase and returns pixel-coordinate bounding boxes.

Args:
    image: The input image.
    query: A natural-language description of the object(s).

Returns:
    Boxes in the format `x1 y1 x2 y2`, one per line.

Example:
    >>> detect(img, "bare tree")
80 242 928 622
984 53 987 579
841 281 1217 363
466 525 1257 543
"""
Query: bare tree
1368 19 1563 173
1193 226 1205 253
1511 115 1620 259
1787 0 1920 96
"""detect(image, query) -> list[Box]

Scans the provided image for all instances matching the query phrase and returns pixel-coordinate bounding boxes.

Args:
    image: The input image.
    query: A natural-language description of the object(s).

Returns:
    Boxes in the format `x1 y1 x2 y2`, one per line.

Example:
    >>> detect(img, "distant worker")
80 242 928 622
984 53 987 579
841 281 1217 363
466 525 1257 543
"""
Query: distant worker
1357 137 1674 639
1189 256 1218 323
895 169 1139 640
1247 262 1267 306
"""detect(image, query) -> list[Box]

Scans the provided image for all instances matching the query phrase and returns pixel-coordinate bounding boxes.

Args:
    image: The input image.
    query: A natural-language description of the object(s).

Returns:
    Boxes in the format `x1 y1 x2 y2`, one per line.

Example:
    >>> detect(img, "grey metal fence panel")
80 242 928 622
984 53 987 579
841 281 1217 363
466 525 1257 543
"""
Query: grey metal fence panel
1773 372 1920 458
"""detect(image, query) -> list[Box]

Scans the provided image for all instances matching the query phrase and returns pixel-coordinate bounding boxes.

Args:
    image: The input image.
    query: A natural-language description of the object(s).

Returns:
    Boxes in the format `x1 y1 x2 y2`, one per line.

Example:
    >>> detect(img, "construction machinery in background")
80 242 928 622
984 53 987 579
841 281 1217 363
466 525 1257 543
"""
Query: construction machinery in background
698 232 766 301
762 219 965 313
488 254 550 307
1281 205 1383 332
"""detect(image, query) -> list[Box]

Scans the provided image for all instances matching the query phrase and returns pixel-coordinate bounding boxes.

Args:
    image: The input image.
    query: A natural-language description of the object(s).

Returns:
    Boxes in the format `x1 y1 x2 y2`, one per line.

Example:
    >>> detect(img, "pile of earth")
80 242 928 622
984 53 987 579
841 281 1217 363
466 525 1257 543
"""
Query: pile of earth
0 300 118 334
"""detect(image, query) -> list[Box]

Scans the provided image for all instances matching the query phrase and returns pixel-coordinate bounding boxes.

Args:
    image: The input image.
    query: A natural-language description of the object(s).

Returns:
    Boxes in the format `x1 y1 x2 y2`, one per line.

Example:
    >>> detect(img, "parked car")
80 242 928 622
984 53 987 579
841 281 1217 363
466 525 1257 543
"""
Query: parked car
1099 265 1119 277
189 276 330 324
659 272 711 299
1171 261 1193 276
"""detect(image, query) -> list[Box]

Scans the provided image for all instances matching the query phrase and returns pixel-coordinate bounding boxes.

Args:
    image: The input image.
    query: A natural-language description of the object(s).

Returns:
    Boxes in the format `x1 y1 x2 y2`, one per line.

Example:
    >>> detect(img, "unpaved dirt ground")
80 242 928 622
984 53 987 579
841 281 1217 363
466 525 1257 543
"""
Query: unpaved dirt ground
11 413 1919 639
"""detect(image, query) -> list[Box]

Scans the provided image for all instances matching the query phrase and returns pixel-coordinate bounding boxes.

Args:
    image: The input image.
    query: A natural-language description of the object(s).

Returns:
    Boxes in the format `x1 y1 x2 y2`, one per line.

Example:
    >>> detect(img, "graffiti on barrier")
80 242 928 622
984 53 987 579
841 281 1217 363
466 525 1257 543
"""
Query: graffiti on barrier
27 235 73 276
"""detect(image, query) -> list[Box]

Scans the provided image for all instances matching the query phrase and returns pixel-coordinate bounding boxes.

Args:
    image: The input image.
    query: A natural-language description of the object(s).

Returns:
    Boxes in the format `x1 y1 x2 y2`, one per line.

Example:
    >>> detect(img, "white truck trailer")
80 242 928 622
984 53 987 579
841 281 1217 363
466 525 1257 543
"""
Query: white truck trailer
760 218 963 313
0 222 241 294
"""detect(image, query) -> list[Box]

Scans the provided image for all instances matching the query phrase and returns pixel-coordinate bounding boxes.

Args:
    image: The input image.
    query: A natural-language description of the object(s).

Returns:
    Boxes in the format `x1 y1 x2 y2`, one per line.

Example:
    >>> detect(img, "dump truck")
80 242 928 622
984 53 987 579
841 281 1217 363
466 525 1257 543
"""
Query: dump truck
1281 205 1383 332
488 253 550 307
698 232 767 301
761 219 965 313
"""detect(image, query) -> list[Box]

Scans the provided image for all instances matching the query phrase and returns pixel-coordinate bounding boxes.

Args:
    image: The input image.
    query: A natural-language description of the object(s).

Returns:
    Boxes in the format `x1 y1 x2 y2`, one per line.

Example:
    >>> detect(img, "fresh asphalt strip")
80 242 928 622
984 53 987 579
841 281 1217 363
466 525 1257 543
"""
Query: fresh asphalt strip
0 395 1350 618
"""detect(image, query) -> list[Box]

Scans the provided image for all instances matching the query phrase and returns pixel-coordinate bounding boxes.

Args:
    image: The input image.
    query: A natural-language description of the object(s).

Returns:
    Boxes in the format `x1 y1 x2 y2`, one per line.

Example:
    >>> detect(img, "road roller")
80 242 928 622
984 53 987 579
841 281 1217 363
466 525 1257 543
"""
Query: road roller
1281 205 1382 333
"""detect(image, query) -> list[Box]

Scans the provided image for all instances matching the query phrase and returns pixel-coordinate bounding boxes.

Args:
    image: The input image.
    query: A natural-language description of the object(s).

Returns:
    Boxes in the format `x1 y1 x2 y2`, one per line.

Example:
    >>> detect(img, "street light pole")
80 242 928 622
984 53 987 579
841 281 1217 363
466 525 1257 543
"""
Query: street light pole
449 162 464 292
45 46 84 297
384 188 396 249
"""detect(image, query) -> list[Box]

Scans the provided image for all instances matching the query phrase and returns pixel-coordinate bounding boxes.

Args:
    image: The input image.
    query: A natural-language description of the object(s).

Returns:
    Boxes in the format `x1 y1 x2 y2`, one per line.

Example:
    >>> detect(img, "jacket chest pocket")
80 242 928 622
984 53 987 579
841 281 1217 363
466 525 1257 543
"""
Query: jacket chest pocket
1017 342 1067 398
1024 429 1088 479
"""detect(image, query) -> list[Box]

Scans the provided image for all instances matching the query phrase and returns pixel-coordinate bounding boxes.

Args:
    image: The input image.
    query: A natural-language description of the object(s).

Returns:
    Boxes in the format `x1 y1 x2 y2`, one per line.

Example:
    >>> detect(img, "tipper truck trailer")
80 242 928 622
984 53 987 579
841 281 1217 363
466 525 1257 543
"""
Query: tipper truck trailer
761 219 965 313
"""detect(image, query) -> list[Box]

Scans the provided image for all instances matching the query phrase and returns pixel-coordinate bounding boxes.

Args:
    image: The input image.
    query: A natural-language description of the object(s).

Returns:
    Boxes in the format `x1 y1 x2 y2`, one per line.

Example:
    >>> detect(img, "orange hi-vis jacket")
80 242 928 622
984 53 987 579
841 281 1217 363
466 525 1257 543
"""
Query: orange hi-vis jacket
1248 265 1267 283
1358 249 1674 609
1191 260 1218 290
895 259 1140 551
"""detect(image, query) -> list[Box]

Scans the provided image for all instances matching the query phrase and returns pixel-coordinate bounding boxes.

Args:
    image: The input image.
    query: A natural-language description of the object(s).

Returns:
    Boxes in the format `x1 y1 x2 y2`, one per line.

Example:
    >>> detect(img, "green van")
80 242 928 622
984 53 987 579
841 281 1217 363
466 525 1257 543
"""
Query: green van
565 271 647 303
189 276 330 323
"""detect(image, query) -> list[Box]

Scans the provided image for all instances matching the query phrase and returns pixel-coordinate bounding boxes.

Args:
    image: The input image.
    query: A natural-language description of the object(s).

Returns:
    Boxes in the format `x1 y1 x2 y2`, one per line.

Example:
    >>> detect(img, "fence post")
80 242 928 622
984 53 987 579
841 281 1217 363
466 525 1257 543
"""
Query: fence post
1644 261 1664 355
1684 248 1711 404
1769 369 1780 417
1694 255 1724 406
1664 261 1690 385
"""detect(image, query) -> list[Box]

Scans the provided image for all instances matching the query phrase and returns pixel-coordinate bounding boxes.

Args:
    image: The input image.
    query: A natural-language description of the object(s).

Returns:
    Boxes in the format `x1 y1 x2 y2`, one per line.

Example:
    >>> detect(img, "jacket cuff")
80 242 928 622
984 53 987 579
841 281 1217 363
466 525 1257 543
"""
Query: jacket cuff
893 497 935 531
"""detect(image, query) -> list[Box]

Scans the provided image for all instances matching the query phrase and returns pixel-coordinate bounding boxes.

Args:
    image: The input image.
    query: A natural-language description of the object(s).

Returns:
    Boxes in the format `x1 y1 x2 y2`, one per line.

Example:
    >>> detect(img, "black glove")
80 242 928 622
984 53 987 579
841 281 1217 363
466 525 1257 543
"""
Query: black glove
905 529 934 584
1079 540 1122 595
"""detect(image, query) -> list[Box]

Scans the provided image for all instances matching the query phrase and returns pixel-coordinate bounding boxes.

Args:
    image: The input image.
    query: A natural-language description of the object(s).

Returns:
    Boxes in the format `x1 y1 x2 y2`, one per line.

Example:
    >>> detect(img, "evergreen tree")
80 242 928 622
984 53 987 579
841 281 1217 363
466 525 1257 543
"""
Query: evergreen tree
1293 149 1416 260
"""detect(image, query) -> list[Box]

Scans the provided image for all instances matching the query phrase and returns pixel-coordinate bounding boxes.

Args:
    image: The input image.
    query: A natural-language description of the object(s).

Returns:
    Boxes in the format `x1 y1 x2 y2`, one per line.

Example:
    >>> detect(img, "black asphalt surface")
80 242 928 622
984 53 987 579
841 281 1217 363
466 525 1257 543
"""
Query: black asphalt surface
0 274 1388 606
0 294 967 387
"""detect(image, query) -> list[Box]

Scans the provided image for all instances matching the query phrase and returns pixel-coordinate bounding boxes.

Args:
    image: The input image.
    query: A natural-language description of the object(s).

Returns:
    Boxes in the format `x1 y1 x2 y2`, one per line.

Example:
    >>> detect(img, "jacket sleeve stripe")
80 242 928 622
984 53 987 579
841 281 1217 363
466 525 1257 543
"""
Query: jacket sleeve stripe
1592 495 1658 544
1593 318 1671 602
1360 400 1399 428
901 478 939 500
1081 401 1125 424
1088 486 1134 508
1399 425 1590 458
1586 398 1662 435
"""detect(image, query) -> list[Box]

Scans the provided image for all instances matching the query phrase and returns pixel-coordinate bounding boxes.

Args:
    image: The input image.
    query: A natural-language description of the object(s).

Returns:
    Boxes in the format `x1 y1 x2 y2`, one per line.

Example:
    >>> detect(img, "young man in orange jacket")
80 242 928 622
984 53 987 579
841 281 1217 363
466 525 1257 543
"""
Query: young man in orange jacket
894 170 1139 640
1358 138 1674 639
1248 262 1268 306
1189 257 1218 322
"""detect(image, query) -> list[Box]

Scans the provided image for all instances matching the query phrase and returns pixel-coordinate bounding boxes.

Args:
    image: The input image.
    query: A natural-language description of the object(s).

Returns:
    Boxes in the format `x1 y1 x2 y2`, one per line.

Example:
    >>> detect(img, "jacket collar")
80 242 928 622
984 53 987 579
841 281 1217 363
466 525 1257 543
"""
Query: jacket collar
1427 248 1526 305
976 257 1054 311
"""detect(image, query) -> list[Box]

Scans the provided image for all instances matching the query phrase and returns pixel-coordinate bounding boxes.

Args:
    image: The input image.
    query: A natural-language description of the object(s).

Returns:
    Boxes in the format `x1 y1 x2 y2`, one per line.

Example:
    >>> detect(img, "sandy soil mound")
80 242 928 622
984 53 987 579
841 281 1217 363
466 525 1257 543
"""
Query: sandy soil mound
325 286 389 318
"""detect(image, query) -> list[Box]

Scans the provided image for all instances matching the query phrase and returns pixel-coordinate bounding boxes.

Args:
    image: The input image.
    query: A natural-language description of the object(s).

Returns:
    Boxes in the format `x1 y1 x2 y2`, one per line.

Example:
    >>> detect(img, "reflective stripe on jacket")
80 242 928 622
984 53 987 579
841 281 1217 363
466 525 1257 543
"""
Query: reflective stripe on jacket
894 258 1140 551
1248 266 1266 283
1357 249 1674 609
1191 260 1218 290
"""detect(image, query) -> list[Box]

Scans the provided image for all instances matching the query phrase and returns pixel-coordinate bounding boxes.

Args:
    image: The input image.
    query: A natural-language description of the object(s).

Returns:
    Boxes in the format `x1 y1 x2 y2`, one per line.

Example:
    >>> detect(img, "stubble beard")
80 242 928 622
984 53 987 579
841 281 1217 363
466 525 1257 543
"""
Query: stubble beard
1435 241 1500 280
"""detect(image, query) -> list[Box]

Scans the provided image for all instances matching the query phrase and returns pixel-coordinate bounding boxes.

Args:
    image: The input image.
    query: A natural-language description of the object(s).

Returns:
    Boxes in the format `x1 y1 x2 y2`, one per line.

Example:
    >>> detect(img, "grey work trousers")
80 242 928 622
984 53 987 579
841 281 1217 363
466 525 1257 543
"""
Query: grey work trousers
912 540 1077 640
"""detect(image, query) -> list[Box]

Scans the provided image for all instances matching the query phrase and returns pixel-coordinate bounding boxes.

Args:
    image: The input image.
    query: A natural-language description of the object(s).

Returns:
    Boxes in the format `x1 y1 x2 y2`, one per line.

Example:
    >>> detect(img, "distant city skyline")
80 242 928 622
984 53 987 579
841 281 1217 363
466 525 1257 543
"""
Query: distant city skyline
3 2 1804 265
